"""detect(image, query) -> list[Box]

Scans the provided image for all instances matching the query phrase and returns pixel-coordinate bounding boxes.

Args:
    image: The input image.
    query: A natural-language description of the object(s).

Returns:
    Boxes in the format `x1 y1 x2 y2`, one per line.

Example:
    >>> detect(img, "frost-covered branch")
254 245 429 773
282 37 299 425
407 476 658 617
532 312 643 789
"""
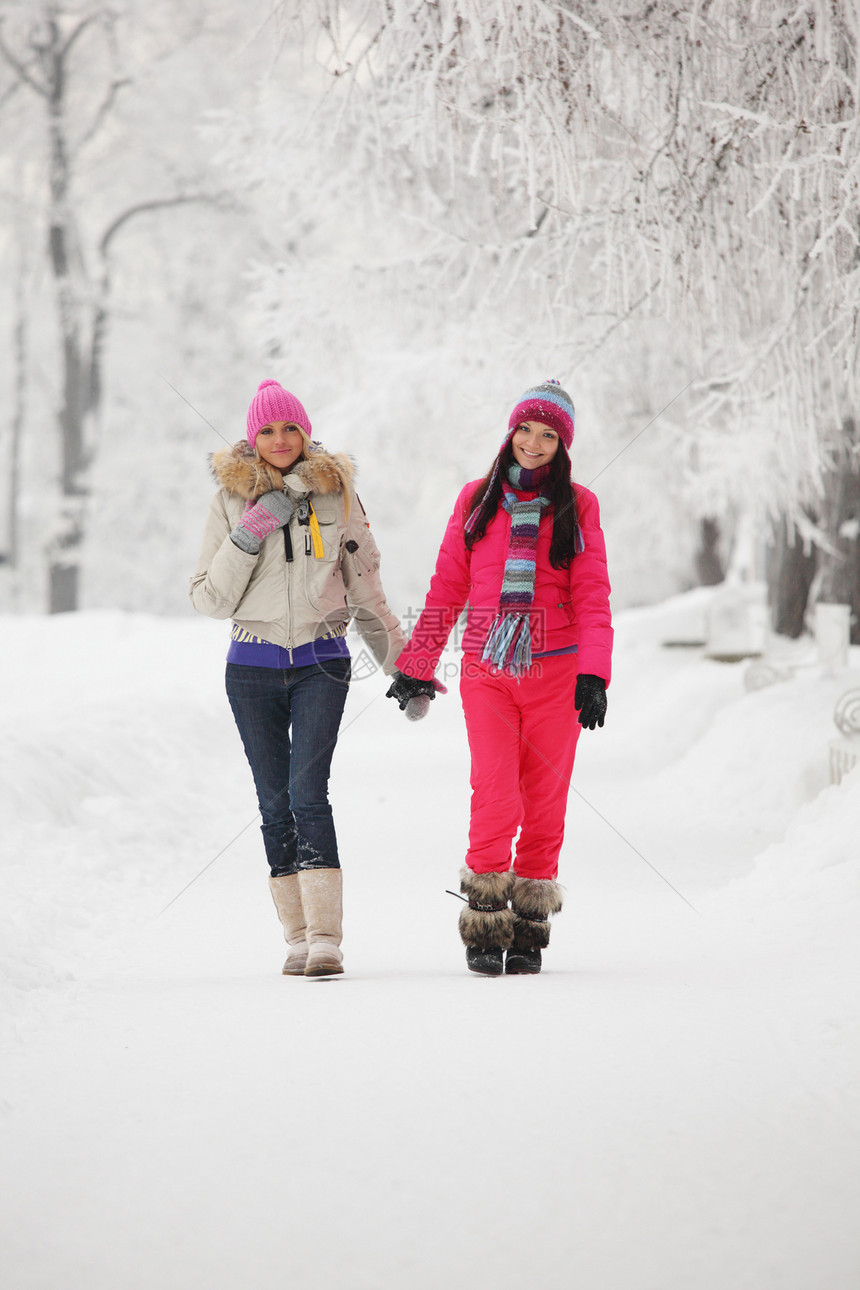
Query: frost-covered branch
0 21 48 95
74 75 131 155
98 194 219 258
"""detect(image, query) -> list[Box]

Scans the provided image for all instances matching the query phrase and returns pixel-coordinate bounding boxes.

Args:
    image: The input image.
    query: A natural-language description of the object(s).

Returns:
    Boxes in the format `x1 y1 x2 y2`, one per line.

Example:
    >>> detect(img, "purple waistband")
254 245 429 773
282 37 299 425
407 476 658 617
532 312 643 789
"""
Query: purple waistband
227 626 350 669
531 643 579 659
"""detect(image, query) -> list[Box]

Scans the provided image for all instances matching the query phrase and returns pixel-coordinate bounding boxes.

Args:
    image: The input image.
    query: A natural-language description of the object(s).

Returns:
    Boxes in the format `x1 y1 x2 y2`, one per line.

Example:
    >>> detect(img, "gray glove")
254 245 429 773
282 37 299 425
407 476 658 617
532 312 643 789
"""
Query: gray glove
230 490 296 555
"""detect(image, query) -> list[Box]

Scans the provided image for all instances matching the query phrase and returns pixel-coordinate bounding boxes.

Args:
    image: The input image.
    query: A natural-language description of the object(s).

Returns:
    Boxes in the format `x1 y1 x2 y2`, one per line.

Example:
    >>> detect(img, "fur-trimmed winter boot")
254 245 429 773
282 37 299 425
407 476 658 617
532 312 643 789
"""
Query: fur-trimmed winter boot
506 876 564 974
459 867 515 976
297 868 344 977
269 873 308 976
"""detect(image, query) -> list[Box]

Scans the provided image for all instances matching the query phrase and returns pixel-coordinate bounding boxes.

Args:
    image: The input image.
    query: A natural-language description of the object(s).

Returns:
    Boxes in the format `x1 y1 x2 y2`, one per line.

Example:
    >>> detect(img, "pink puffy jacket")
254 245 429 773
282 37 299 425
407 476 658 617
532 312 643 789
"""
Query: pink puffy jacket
396 478 613 683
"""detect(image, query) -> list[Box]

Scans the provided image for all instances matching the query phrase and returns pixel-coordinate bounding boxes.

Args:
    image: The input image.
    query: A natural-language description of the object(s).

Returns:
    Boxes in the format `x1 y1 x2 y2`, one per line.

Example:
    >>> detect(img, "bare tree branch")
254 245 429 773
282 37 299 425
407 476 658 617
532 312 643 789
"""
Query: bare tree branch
0 76 24 110
60 14 99 63
98 193 222 258
0 23 48 96
74 75 131 154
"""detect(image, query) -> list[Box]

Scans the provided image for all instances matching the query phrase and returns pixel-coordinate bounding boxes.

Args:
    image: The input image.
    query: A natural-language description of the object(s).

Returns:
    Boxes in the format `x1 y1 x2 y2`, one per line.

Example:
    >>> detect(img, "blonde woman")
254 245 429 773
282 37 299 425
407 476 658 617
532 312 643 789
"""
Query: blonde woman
190 380 422 977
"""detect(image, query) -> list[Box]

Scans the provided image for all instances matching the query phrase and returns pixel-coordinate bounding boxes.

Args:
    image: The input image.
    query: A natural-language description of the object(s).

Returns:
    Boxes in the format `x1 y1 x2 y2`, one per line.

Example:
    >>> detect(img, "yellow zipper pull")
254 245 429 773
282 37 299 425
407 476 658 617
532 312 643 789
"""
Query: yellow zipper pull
308 508 324 558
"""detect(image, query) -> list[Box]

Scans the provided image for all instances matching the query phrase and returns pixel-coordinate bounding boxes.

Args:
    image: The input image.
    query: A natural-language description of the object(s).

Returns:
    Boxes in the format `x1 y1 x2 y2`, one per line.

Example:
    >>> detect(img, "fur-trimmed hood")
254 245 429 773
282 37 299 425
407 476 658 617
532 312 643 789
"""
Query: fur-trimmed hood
210 440 354 502
191 437 407 672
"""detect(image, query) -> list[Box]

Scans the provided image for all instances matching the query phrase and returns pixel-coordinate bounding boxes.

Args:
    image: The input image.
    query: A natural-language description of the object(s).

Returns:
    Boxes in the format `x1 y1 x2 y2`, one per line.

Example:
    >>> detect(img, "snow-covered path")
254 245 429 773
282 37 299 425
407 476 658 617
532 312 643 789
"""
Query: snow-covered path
2 605 859 1289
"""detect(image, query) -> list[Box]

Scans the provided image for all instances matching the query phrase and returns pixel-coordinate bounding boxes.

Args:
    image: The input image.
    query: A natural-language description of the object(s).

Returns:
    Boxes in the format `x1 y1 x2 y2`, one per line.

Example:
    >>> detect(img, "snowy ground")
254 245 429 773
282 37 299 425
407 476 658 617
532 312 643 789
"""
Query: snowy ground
2 594 859 1290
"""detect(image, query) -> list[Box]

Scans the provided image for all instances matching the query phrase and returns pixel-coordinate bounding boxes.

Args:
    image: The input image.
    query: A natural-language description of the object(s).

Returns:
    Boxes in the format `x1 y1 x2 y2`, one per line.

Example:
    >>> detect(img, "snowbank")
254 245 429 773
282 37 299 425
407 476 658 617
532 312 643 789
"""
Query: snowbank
2 596 859 1290
2 596 858 1020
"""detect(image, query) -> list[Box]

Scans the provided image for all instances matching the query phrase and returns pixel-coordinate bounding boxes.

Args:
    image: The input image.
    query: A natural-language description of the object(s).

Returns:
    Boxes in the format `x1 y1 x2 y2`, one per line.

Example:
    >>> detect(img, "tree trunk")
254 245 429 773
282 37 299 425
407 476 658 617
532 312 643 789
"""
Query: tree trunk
45 16 93 613
48 324 92 613
816 418 860 644
767 518 818 639
694 517 725 586
1 262 27 572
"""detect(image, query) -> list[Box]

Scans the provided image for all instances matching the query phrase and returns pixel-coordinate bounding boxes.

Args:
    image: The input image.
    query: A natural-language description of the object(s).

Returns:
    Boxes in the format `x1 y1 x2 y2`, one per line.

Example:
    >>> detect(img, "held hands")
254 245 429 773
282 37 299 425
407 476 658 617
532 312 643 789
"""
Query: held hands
386 670 437 721
230 490 297 555
574 673 607 730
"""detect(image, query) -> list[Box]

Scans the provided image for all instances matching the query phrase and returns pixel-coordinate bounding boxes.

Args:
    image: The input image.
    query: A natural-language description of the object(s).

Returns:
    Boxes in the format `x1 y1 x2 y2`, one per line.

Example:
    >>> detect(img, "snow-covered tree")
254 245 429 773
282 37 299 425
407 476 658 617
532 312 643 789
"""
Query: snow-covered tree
0 0 229 611
268 0 859 629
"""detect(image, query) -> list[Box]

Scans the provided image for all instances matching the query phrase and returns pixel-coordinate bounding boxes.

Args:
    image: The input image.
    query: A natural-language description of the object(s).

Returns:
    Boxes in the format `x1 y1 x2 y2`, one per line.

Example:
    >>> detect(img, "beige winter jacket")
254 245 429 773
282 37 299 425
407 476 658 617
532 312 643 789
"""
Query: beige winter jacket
189 441 407 673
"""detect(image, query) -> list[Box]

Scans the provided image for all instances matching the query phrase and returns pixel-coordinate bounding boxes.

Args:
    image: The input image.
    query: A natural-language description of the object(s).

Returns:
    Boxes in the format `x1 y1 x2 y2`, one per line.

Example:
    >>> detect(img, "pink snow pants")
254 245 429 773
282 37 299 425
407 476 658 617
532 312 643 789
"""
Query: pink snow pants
459 652 582 881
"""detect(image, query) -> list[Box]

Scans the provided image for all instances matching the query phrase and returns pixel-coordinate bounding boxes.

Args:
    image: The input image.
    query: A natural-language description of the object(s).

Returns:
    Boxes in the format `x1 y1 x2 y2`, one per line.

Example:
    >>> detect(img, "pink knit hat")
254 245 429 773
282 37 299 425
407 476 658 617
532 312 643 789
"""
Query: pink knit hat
246 380 312 448
508 378 574 449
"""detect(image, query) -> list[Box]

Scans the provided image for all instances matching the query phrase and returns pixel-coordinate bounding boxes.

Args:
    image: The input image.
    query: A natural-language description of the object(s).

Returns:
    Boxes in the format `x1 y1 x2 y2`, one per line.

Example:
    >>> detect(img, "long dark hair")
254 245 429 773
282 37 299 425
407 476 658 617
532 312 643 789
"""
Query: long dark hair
465 439 580 569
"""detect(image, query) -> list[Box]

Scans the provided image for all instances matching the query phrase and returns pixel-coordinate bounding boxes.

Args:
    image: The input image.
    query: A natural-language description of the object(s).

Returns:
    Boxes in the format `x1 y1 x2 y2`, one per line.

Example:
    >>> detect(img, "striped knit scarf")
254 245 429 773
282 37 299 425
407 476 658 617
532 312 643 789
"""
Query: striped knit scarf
480 462 552 675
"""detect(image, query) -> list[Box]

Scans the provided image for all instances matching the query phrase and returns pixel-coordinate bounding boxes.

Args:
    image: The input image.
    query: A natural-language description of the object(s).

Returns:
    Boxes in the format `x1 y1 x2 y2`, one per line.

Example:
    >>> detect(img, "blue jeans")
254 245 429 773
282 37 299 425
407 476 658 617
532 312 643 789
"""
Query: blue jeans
225 659 351 876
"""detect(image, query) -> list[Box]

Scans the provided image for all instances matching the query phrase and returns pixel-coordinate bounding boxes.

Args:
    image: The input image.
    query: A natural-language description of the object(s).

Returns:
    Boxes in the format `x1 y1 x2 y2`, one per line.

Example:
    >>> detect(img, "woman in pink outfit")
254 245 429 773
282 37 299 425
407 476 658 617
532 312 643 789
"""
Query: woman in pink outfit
389 380 613 976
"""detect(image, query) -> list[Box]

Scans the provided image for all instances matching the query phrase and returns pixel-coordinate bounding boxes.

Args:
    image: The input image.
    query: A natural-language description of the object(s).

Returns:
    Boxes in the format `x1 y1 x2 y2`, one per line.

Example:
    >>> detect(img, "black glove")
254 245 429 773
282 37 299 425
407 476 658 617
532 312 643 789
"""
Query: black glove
574 673 607 729
386 670 436 711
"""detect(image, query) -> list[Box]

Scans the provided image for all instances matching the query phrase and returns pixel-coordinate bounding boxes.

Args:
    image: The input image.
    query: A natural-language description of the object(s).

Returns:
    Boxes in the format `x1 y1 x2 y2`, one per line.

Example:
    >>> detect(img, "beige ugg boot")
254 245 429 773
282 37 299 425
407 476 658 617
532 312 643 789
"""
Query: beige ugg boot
297 868 344 977
269 874 308 976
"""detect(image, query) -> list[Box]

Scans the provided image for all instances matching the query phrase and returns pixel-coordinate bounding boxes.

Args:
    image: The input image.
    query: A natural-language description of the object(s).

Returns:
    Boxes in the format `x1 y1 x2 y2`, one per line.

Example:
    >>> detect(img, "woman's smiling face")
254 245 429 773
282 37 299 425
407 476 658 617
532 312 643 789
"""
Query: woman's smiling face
511 420 560 469
255 421 304 470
